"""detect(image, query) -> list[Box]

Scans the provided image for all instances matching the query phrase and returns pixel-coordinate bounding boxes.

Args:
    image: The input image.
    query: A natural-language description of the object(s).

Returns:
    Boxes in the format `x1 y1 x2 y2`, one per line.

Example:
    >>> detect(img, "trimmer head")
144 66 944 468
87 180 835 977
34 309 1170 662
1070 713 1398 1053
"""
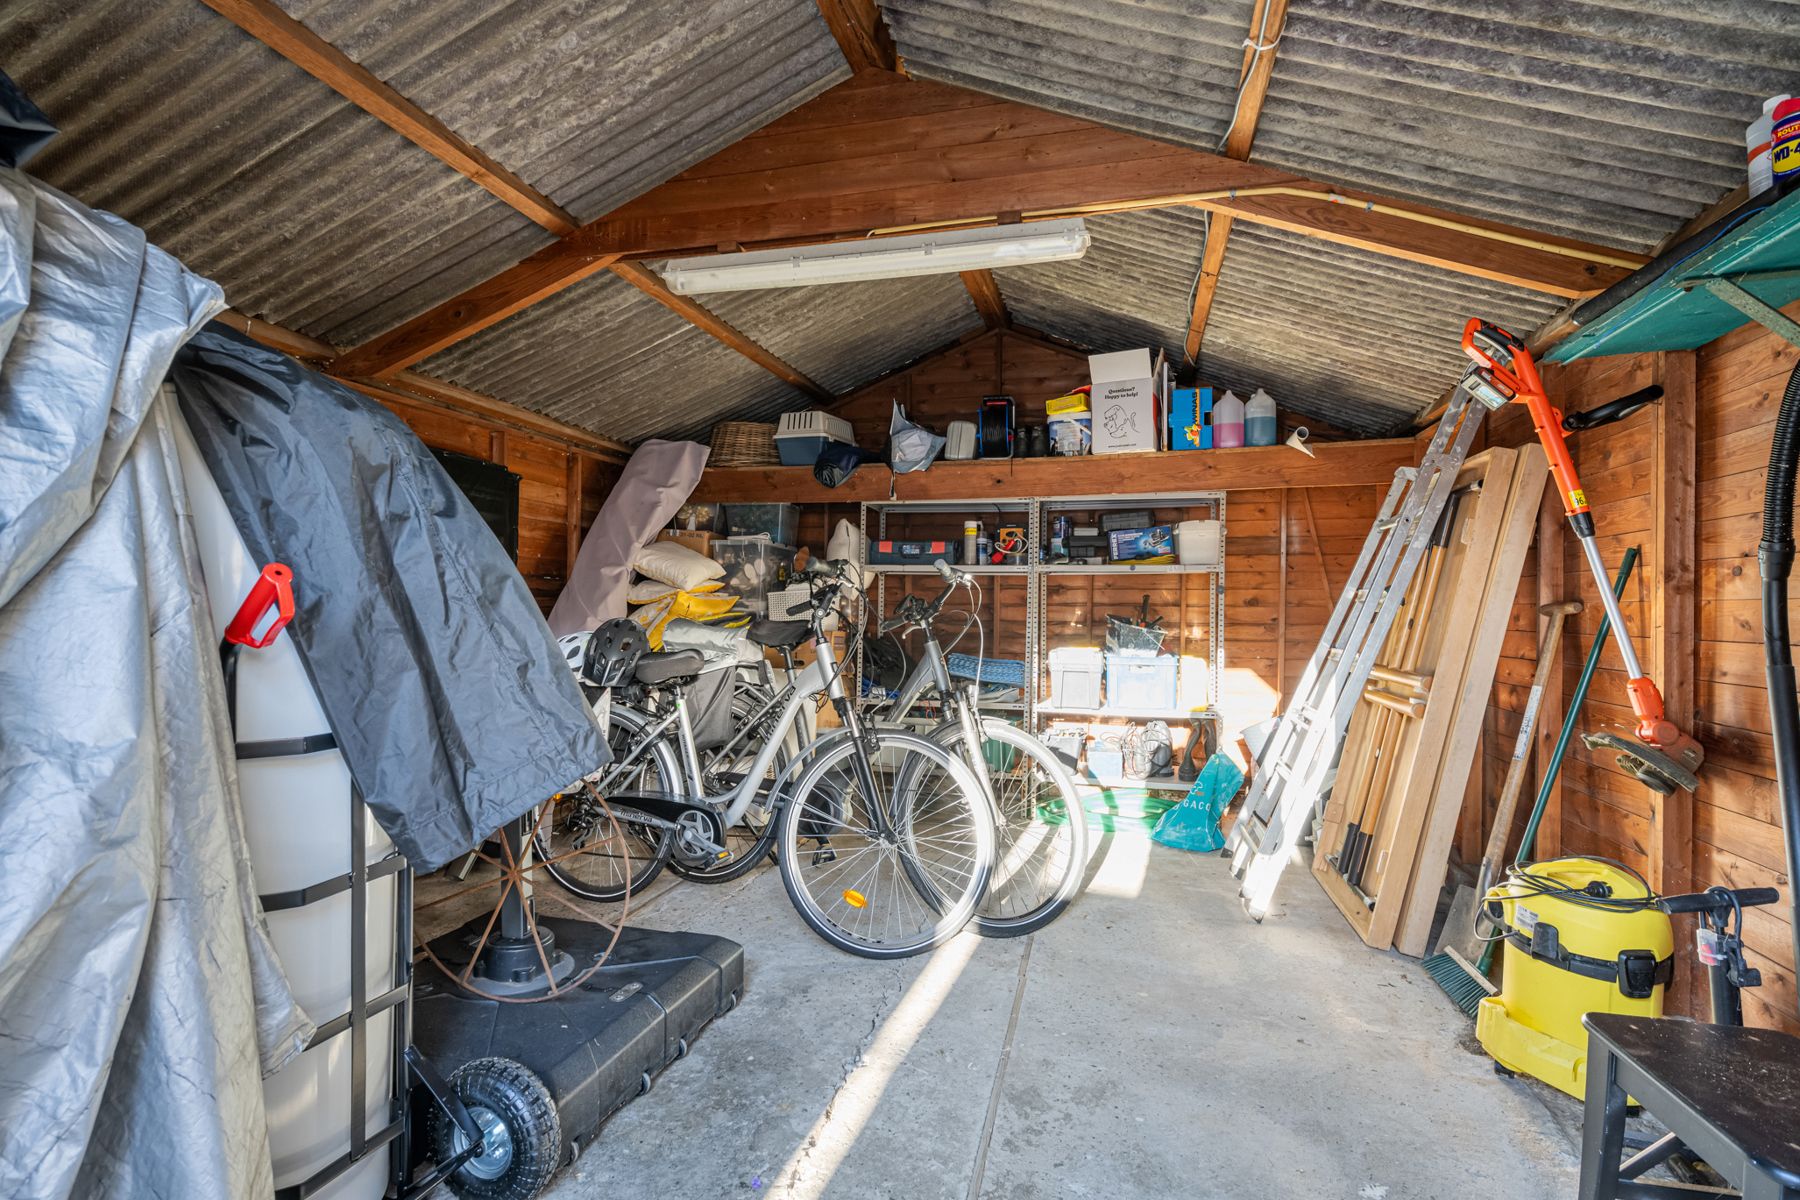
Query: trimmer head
1582 731 1701 795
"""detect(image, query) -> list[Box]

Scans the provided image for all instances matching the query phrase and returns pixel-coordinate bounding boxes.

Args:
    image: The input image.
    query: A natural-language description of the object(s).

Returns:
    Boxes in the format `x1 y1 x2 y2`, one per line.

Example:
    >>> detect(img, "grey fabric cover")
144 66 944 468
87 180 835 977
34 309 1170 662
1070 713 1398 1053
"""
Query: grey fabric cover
170 325 609 871
0 161 307 1196
548 438 709 637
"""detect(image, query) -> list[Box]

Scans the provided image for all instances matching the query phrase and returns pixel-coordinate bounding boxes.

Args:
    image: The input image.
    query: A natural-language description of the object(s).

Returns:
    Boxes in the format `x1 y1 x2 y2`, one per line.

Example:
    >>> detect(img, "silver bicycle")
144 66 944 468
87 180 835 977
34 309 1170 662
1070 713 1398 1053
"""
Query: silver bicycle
875 561 1089 936
547 562 1000 958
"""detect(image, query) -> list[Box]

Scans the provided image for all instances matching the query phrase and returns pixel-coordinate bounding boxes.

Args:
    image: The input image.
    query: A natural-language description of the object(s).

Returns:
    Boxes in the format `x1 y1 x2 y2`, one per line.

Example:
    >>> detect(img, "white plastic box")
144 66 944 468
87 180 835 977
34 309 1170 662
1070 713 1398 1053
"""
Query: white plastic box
1048 647 1105 708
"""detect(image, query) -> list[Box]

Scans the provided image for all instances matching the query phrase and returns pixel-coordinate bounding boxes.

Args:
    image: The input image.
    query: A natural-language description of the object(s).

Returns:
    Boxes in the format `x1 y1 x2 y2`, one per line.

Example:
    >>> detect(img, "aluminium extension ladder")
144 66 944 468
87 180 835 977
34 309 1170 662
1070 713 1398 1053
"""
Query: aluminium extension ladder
1226 377 1486 919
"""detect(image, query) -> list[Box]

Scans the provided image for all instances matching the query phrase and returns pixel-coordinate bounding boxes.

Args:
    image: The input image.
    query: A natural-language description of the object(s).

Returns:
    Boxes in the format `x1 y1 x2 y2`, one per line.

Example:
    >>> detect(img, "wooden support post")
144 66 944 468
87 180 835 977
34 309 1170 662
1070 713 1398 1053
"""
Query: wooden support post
1649 350 1696 899
1534 485 1566 860
1277 487 1289 710
1650 350 1698 1011
564 453 584 580
1302 489 1333 597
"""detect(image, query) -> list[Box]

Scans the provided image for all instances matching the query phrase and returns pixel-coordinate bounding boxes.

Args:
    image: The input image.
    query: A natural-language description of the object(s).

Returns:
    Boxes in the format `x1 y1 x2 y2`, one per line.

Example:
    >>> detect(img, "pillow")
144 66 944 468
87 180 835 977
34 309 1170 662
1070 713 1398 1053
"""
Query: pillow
634 540 726 592
628 578 722 605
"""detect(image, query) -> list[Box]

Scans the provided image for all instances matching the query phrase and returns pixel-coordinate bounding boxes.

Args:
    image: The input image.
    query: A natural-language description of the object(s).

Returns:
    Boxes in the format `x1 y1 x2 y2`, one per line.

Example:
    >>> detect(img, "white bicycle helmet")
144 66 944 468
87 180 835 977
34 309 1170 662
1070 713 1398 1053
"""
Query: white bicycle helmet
557 631 592 678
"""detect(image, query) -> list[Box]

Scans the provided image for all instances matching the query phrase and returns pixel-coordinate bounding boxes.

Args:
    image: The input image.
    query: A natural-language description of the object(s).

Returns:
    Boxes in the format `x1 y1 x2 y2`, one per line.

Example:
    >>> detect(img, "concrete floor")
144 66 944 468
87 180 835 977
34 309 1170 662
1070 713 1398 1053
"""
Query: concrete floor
441 828 1583 1199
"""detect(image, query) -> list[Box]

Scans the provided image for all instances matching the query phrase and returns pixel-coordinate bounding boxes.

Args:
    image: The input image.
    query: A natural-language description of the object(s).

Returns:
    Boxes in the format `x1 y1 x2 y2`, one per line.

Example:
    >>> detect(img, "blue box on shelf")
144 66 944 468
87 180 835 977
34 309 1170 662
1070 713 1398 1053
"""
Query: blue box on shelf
1170 386 1214 450
1107 524 1174 562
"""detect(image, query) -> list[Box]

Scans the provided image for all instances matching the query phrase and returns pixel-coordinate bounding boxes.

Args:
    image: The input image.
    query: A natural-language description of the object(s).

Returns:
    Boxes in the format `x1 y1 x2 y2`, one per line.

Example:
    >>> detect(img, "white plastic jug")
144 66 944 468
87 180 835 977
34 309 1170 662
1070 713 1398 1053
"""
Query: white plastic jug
1246 388 1277 446
1213 390 1245 448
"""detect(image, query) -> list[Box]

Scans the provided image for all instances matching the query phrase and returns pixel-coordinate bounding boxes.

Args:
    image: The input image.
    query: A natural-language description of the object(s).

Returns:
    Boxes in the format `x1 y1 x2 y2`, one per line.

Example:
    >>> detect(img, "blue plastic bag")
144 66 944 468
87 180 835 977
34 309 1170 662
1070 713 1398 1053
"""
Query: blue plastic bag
1151 753 1244 853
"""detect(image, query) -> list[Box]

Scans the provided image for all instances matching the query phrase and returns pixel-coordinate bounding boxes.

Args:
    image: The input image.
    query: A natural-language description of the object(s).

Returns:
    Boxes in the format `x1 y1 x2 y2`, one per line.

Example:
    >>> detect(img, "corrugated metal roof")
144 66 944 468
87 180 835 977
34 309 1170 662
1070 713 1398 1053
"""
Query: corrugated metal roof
994 208 1210 361
882 0 1254 150
1252 0 1800 252
0 0 551 346
699 274 981 395
0 1 845 347
280 0 848 225
419 270 804 444
1200 223 1560 434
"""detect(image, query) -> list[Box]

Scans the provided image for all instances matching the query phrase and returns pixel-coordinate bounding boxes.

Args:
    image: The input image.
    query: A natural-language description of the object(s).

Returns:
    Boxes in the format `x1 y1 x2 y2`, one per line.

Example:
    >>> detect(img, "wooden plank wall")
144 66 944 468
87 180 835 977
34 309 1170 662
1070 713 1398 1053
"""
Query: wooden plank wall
831 328 1091 447
374 393 619 612
1470 322 1798 1033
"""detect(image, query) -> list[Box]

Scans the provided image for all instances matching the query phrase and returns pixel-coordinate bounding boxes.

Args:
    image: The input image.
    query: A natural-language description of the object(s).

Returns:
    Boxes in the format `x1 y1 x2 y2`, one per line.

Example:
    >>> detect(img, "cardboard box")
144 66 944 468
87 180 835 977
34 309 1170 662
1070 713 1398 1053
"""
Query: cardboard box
657 529 718 558
1169 386 1215 450
1088 349 1158 455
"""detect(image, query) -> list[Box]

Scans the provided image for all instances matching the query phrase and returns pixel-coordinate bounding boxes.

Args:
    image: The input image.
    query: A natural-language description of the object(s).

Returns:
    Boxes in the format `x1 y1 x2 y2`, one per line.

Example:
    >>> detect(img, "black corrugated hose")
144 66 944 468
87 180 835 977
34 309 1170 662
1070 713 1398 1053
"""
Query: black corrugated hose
1758 357 1800 977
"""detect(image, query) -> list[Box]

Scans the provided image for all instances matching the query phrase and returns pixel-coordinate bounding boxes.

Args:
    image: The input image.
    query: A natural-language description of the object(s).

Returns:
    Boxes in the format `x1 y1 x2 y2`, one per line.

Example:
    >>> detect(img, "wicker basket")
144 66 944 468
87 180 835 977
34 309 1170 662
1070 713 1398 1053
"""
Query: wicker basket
709 421 780 467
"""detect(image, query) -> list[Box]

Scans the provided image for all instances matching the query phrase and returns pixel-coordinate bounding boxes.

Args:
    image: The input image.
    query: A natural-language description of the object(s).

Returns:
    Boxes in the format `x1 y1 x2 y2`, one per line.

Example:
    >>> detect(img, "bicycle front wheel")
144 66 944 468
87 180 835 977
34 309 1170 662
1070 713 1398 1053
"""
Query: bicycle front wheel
777 732 993 959
933 718 1089 937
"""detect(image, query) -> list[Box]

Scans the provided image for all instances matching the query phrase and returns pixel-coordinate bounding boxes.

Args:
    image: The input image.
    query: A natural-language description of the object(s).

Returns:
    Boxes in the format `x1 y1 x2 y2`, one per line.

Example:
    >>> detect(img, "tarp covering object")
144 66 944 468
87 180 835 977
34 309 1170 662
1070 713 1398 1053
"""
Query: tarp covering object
0 82 308 1198
170 325 610 870
548 437 708 637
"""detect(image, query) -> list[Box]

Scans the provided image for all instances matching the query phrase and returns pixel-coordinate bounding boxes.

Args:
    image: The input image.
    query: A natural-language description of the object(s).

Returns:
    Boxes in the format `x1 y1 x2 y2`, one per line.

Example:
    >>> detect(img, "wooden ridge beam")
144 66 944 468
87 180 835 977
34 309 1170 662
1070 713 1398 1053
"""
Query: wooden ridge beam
608 263 831 401
814 0 899 73
961 269 1009 329
199 0 577 236
691 438 1417 503
1183 0 1287 364
333 74 1645 378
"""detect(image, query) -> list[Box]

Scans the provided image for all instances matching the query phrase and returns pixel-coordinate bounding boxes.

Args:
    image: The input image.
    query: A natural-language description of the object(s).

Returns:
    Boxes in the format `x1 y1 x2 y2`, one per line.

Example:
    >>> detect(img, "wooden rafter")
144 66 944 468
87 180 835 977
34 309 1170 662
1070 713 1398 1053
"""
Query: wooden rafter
1183 0 1289 365
814 0 899 73
213 309 631 462
199 0 577 236
608 263 831 401
961 269 1010 329
326 74 1641 375
207 0 833 396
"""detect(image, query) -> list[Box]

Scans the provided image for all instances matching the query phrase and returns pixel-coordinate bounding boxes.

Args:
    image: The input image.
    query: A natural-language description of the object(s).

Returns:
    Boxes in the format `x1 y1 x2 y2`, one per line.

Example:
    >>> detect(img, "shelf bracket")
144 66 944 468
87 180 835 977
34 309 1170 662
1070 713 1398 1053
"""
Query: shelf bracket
1677 269 1800 349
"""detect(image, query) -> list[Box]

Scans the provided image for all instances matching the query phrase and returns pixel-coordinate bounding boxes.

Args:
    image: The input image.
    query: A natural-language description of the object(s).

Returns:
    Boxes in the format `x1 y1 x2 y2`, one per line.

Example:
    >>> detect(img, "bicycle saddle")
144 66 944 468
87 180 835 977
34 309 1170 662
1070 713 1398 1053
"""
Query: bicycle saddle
633 648 704 684
747 619 809 650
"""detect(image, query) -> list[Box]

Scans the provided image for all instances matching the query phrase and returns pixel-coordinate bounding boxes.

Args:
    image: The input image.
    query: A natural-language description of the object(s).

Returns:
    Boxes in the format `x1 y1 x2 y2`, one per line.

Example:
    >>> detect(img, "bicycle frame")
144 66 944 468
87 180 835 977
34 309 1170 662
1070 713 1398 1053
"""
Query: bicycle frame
877 617 999 809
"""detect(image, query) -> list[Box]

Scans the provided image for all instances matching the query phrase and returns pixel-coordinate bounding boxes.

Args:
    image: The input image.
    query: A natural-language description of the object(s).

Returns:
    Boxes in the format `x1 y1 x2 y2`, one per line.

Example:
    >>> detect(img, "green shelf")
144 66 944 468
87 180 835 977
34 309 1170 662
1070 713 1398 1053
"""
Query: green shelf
1546 188 1800 364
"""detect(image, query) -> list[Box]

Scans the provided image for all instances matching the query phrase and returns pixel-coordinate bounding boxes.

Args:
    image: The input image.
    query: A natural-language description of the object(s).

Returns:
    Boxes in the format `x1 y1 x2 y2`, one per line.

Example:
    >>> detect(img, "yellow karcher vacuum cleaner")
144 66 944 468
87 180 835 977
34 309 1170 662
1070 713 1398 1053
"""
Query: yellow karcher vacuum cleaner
1475 857 1674 1100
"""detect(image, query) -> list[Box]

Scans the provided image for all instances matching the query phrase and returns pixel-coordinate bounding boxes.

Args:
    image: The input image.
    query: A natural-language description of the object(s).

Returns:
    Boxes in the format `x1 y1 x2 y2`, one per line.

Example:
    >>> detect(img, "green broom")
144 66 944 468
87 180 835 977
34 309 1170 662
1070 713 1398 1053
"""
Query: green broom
1424 548 1639 1016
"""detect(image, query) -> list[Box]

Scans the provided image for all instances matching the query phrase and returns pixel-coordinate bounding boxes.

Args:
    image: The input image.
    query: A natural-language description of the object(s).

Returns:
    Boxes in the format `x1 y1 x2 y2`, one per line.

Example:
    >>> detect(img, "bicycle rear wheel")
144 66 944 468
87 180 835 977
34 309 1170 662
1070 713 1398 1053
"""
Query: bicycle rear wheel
537 700 675 902
777 731 993 959
670 684 790 883
933 718 1089 936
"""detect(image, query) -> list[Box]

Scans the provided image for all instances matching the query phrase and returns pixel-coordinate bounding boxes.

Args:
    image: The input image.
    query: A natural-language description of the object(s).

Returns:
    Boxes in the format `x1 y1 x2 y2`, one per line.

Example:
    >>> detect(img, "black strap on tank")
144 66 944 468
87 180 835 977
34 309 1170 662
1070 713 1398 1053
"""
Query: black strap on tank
1504 920 1674 1000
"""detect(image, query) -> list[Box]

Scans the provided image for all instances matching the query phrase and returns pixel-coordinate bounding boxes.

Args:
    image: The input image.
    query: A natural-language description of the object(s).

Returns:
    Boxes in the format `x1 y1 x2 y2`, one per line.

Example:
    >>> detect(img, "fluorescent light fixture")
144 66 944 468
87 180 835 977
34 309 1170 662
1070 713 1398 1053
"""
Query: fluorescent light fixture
657 218 1090 295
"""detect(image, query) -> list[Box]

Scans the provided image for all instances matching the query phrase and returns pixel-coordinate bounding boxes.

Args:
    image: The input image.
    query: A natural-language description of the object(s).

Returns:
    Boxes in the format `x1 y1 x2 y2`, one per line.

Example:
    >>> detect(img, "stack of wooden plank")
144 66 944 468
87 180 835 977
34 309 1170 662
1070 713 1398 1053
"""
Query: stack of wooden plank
1312 444 1549 955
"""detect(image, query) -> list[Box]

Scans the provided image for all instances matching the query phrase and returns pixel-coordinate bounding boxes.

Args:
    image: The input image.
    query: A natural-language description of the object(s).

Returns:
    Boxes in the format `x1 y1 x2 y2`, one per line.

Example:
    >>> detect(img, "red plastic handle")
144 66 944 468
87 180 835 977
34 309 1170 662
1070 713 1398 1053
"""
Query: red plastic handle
224 563 295 648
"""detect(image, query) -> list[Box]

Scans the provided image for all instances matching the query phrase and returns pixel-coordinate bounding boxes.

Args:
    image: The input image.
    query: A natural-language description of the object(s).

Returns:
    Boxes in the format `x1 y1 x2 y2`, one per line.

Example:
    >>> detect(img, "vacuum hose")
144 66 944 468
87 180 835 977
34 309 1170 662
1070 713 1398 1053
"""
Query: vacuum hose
1758 358 1800 978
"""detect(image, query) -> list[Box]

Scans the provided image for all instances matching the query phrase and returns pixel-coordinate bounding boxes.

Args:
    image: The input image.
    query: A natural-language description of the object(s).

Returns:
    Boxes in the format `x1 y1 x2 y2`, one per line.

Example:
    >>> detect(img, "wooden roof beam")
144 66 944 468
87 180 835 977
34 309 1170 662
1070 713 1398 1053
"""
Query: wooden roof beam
212 310 631 462
205 0 816 400
199 0 577 236
609 263 831 401
814 0 900 73
961 269 1009 329
1183 0 1288 365
329 75 1646 380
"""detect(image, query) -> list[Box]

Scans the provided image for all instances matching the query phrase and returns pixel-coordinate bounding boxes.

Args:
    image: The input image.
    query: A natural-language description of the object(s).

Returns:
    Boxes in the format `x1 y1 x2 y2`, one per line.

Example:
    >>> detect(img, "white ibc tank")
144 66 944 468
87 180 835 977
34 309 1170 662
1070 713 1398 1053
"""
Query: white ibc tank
172 397 396 1200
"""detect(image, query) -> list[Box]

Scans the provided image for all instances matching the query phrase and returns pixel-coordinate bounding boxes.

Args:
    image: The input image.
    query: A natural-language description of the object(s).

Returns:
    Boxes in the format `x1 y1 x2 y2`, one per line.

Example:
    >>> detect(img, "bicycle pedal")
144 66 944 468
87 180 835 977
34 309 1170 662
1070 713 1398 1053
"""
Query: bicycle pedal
812 845 837 867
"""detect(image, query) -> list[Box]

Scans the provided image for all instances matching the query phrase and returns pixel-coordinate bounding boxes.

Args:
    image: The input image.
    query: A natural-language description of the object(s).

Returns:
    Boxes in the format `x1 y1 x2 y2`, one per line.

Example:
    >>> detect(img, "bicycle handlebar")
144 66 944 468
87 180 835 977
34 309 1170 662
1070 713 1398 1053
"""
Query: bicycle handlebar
1657 886 1780 915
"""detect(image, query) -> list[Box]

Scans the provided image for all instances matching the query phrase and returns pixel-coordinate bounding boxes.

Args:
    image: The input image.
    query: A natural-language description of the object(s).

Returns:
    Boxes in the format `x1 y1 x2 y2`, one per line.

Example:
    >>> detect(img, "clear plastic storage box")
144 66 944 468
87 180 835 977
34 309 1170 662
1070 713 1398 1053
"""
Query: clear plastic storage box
713 537 798 616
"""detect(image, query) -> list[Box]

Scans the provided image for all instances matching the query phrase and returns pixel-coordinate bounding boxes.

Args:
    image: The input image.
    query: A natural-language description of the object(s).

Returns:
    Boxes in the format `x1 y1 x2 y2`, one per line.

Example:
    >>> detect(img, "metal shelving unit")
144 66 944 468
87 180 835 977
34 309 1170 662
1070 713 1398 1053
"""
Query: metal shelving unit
856 490 1226 737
